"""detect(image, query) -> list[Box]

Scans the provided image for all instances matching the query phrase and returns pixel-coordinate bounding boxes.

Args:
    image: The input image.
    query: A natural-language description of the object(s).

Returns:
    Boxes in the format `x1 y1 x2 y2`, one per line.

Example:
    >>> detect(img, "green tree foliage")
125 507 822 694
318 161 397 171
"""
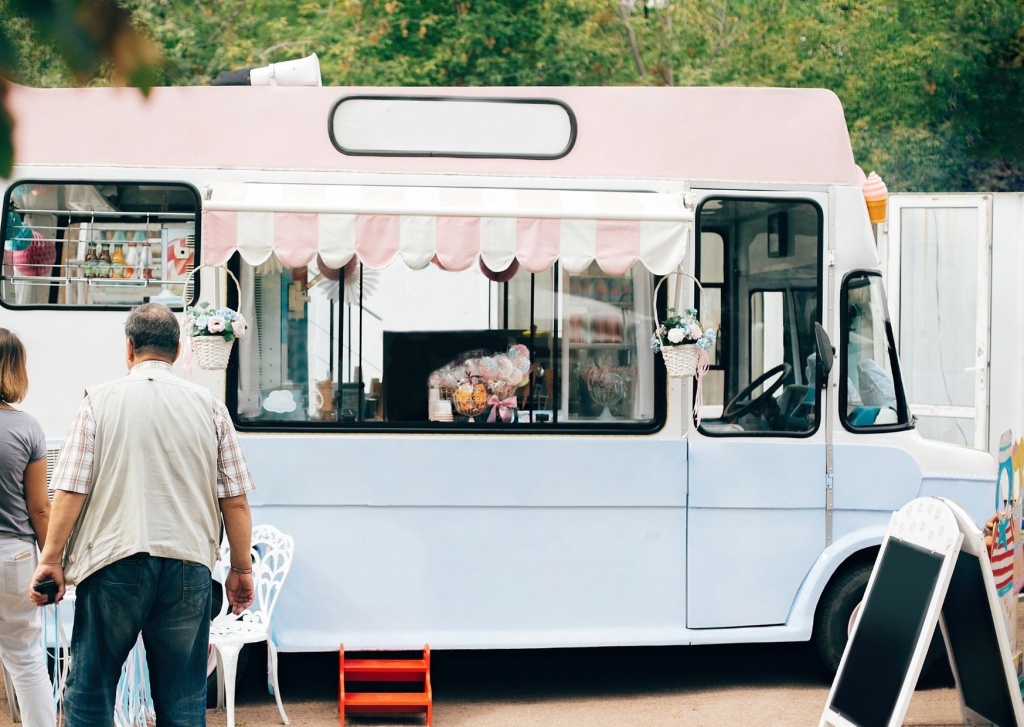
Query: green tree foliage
1 0 1021 191
0 0 163 175
613 0 1024 191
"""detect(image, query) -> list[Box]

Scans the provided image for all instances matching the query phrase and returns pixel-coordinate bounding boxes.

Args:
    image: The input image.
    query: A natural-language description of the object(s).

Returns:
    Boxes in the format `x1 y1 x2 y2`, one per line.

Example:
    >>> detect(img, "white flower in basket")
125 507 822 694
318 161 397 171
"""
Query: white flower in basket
651 307 716 379
186 301 247 371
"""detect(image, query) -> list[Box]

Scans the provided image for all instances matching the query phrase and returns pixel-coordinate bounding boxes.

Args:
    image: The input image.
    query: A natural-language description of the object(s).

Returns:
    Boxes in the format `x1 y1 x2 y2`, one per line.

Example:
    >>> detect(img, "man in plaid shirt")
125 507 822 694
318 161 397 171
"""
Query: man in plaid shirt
30 303 256 727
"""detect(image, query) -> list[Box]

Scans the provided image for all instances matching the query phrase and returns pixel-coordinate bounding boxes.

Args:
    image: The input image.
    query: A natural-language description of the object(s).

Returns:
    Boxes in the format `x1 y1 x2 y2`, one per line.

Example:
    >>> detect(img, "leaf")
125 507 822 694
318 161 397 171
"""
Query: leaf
0 79 13 178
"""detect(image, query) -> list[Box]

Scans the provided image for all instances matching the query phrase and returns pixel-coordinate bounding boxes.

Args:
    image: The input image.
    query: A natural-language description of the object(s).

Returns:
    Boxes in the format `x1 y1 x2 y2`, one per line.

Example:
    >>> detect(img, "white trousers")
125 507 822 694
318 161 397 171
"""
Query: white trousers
0 536 55 727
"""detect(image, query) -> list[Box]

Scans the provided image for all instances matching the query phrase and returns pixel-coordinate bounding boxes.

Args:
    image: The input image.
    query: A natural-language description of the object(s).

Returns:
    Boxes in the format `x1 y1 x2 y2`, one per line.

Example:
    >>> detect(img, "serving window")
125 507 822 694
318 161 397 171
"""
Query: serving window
1 181 198 309
231 258 660 431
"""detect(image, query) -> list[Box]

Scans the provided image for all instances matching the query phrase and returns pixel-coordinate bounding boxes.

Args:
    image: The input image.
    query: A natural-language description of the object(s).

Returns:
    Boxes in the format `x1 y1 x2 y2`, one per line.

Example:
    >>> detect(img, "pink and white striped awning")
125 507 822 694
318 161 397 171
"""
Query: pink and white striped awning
202 183 692 275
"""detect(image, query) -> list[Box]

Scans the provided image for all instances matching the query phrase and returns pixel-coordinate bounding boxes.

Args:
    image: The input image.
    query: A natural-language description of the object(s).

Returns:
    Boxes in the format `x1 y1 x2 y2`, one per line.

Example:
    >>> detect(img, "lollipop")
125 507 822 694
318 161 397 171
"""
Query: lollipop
495 355 516 383
506 368 527 388
478 357 500 382
439 369 460 391
513 353 532 375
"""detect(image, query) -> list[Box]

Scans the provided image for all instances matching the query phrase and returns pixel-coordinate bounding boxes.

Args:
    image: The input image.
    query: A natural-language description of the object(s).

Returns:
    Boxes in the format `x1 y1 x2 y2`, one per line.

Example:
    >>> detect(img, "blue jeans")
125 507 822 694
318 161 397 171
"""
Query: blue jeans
64 554 212 727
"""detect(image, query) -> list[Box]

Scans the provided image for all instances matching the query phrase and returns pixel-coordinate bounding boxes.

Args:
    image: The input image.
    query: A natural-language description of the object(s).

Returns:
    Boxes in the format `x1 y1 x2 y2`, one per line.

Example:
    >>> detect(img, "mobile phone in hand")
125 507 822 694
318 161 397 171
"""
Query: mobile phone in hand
33 578 58 605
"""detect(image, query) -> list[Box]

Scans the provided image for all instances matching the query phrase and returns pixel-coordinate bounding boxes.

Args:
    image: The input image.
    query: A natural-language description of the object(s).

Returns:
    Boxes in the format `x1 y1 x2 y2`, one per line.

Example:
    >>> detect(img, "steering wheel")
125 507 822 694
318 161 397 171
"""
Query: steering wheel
722 363 793 421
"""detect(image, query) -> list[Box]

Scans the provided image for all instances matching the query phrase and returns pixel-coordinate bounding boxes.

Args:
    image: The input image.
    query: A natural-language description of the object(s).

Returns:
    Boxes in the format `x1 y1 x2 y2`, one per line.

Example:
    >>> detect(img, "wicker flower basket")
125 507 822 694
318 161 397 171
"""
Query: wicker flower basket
653 270 707 380
662 344 701 378
191 335 235 370
181 265 243 371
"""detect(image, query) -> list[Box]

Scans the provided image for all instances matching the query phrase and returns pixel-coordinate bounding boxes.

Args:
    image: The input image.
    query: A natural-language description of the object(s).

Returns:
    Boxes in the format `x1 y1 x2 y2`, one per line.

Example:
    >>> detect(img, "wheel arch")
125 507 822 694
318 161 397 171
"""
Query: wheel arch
785 526 885 638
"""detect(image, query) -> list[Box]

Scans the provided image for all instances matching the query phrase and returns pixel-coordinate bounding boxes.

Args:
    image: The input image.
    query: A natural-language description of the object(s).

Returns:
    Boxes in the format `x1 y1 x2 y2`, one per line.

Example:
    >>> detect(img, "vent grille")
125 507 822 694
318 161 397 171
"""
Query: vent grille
45 447 60 499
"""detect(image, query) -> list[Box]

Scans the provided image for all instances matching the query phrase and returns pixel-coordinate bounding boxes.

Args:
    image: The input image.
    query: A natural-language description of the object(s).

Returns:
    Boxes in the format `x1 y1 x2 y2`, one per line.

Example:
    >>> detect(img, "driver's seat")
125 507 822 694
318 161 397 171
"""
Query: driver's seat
700 422 745 433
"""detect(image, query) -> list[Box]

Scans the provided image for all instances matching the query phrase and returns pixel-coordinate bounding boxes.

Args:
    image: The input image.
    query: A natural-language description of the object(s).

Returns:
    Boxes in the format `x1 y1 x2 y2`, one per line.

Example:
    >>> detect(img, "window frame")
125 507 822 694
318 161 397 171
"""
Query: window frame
225 257 668 435
839 270 914 433
0 178 202 312
694 195 824 439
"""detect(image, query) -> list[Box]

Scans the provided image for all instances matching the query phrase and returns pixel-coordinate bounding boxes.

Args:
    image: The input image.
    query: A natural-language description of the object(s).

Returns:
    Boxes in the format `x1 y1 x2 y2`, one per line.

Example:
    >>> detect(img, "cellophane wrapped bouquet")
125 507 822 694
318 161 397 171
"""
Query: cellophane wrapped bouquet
430 344 531 422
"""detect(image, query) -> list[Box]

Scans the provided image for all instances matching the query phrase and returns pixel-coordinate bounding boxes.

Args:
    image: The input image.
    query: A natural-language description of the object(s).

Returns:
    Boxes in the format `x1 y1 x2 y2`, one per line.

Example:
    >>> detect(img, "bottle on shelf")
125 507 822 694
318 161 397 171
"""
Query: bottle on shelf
124 241 138 279
140 242 154 280
83 242 98 278
110 242 126 279
96 243 112 278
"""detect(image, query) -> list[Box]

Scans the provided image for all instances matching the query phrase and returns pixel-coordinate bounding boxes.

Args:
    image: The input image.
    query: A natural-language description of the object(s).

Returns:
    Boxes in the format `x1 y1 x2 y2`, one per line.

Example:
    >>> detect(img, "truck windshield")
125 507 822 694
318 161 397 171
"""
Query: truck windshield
840 272 911 430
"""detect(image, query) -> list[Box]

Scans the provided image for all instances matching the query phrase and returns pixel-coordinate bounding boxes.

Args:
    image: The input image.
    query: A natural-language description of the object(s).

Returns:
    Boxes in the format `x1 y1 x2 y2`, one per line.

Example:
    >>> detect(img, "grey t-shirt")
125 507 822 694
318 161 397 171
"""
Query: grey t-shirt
0 408 47 541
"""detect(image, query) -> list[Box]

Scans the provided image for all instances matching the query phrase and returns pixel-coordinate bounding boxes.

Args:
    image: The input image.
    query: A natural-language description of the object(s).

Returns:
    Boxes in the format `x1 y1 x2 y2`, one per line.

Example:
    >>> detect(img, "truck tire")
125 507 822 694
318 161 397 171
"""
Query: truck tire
814 563 871 675
813 561 948 680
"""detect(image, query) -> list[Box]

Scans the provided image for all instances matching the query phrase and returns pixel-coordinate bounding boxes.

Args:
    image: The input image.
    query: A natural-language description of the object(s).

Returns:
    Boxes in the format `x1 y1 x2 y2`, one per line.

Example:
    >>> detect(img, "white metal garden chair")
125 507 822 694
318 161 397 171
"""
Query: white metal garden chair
210 524 294 727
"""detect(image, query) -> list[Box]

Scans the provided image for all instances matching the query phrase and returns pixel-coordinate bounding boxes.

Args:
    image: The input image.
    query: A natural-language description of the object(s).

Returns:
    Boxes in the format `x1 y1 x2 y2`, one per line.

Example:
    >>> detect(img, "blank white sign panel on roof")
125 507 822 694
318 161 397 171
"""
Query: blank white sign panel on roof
329 96 575 158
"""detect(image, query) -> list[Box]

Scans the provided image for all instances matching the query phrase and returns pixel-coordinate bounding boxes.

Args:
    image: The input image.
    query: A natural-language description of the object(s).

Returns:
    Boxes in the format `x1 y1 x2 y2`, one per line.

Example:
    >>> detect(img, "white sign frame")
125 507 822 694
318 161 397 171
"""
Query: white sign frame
820 497 963 727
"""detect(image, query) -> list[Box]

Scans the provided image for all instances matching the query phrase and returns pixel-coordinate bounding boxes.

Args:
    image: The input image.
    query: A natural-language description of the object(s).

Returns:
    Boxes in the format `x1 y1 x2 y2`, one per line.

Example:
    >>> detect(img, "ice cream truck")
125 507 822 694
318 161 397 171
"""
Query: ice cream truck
0 81 996 674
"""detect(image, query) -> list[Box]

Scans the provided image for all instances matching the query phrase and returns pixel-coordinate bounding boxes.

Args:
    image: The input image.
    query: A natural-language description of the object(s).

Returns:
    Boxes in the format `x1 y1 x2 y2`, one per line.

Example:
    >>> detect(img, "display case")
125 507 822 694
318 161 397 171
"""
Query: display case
562 263 640 420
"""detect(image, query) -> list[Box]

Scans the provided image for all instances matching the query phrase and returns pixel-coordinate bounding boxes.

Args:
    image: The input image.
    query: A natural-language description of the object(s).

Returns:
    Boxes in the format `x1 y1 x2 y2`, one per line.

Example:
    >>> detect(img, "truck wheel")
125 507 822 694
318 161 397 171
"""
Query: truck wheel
814 562 949 681
814 563 871 675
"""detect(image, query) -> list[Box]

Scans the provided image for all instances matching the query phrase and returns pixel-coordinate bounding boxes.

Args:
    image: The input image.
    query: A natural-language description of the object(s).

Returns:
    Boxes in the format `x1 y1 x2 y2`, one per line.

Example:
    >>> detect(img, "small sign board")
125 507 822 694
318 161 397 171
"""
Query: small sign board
819 497 1024 727
820 498 962 727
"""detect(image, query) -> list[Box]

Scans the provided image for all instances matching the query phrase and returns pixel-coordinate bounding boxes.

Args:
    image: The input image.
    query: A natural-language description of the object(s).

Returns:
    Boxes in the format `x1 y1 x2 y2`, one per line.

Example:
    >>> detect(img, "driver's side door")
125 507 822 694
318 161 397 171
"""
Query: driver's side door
685 193 828 629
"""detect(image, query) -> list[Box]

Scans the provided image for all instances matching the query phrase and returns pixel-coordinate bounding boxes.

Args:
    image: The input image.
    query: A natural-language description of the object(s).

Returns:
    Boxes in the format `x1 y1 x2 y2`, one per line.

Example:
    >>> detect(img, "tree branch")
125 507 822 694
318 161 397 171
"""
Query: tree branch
617 4 647 79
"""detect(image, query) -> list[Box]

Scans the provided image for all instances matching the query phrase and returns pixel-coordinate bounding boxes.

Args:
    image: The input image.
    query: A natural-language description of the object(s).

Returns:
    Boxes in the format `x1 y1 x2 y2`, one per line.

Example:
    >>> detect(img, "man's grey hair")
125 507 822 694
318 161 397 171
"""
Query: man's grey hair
125 303 180 359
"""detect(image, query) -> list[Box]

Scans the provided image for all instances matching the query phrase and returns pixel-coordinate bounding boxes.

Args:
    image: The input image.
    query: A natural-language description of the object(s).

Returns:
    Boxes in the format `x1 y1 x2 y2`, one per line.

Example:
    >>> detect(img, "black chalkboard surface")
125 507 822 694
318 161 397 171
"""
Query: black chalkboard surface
942 550 1019 727
828 538 944 727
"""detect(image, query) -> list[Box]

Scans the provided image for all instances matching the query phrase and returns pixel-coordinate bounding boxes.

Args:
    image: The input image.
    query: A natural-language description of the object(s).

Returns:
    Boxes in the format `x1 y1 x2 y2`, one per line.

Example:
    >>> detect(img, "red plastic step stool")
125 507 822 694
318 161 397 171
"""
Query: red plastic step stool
339 644 433 726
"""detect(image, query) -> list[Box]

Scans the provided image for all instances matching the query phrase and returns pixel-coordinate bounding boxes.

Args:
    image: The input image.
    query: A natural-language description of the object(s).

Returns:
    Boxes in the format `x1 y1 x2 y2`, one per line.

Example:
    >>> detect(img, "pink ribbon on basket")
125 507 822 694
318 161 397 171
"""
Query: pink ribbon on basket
180 334 195 379
486 395 517 423
693 348 710 425
180 313 196 379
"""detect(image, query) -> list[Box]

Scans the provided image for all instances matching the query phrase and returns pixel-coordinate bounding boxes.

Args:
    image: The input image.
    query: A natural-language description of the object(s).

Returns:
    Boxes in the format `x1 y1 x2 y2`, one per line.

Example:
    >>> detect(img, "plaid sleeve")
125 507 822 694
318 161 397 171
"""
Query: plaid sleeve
213 399 256 498
52 395 96 495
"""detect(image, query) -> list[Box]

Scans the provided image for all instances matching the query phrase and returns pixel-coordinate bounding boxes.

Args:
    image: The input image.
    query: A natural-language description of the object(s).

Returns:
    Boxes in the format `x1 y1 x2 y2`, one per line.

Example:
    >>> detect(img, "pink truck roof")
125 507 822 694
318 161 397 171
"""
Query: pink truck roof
7 83 858 186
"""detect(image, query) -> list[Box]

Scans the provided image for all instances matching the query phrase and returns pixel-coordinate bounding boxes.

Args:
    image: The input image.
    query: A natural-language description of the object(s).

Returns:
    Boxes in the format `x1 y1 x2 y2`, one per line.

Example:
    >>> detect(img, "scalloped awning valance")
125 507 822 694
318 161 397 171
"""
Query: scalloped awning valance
201 183 692 276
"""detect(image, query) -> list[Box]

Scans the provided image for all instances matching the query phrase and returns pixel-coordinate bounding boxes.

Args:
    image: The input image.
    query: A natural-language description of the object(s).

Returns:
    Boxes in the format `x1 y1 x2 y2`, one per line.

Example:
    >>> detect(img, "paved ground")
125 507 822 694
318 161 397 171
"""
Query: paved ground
214 641 965 727
4 612 1021 726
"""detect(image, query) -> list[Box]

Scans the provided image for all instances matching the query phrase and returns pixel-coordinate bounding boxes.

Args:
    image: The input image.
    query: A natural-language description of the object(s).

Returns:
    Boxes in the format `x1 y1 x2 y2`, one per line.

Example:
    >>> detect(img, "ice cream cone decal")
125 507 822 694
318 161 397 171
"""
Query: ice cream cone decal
860 169 888 224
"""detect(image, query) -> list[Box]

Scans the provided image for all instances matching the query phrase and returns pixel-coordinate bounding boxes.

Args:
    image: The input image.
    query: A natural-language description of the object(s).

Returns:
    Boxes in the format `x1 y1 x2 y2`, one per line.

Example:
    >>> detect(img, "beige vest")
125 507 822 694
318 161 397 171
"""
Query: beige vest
64 365 221 585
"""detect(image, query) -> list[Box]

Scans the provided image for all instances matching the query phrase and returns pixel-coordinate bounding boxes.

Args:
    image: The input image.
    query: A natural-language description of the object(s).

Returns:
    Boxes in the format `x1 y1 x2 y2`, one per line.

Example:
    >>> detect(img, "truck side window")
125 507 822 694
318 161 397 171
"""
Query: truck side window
696 198 821 437
1 181 198 309
840 273 911 430
232 258 661 431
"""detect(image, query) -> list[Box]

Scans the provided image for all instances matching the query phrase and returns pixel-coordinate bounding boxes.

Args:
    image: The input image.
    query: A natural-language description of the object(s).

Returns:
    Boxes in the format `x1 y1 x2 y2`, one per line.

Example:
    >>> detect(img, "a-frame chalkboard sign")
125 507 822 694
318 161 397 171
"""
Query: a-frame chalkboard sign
819 497 1024 727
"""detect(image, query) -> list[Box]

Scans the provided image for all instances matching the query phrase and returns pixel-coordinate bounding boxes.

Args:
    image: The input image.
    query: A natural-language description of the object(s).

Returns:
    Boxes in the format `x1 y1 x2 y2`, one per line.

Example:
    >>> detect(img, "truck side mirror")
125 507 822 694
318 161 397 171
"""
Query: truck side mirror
814 322 834 387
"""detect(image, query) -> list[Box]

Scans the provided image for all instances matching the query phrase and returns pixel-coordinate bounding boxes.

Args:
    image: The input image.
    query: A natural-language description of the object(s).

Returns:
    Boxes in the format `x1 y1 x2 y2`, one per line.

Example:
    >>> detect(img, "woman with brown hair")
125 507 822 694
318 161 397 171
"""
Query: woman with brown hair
0 328 54 726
